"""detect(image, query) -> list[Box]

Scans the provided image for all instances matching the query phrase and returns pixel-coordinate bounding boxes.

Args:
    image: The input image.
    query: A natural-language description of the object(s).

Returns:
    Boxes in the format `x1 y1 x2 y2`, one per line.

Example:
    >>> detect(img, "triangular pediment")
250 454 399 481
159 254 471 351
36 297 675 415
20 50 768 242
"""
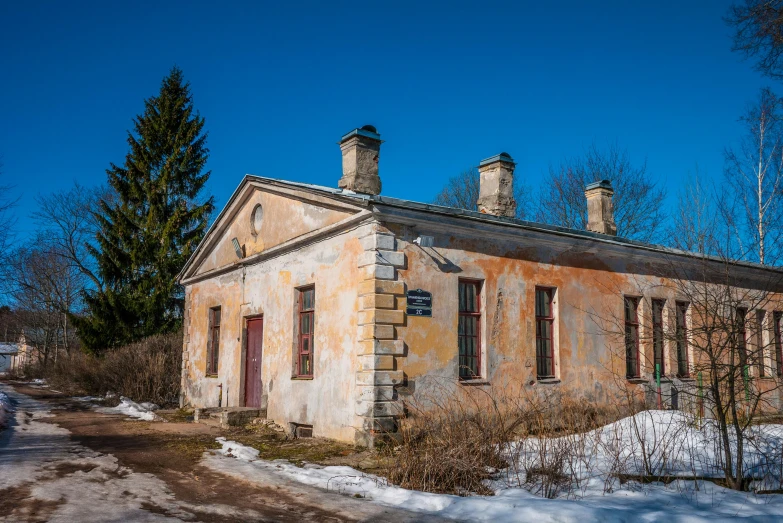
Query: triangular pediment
180 177 368 281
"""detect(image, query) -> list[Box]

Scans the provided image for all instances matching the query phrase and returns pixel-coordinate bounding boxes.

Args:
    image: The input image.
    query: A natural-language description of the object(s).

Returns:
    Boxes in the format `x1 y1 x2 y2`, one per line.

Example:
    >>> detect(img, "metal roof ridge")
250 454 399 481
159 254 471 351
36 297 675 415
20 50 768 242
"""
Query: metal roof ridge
231 176 783 275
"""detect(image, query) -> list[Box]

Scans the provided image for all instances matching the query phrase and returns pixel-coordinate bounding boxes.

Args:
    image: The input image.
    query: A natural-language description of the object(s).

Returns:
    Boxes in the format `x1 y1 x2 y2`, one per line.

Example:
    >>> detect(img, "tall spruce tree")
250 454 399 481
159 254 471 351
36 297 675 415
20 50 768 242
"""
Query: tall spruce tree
75 67 214 352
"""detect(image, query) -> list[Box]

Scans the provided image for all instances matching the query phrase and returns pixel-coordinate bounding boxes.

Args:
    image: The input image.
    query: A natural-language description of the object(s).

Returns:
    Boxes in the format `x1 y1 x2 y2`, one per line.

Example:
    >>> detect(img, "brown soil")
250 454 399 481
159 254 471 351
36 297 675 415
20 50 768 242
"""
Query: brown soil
0 484 66 523
5 383 433 523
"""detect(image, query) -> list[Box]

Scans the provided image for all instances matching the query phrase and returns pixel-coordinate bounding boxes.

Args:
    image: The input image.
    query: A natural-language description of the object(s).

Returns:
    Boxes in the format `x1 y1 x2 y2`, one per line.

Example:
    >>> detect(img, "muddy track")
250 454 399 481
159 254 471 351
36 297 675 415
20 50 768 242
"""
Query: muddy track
1 383 436 523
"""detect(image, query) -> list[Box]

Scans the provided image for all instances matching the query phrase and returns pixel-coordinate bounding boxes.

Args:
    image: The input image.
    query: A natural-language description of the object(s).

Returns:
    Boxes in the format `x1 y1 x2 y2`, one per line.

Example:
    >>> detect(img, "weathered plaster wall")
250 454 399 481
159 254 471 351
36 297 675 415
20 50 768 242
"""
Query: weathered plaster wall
386 220 783 405
195 188 353 276
182 225 365 442
180 181 783 445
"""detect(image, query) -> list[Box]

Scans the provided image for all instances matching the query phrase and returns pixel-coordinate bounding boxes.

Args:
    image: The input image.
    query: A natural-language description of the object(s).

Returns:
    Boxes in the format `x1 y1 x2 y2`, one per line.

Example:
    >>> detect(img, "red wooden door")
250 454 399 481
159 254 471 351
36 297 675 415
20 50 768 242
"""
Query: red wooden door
244 318 263 408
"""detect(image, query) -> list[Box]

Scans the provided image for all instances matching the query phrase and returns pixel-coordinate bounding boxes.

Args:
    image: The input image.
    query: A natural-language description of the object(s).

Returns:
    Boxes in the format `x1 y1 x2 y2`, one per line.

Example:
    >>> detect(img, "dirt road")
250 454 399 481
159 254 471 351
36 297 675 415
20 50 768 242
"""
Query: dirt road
0 383 441 523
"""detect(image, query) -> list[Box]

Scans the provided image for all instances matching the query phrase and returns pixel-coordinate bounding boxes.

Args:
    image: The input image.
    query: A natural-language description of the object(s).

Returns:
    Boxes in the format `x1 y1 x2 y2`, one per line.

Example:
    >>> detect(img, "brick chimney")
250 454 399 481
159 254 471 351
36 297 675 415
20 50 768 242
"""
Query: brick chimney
338 125 382 195
477 153 516 218
585 180 617 235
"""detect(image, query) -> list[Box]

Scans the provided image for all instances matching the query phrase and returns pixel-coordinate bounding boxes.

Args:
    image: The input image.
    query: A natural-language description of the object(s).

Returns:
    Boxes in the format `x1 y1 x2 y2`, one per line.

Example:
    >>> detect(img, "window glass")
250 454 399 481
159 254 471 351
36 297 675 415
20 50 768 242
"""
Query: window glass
652 300 665 376
624 297 640 378
207 306 221 376
676 302 689 377
297 286 315 377
536 288 555 378
458 280 482 379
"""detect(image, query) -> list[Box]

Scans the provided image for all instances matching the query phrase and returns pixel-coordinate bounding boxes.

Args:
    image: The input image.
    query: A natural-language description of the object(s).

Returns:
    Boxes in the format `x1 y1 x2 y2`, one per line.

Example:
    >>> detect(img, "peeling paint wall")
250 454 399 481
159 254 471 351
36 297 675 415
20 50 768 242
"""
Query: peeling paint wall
181 182 783 445
181 188 365 442
386 219 783 407
195 188 353 276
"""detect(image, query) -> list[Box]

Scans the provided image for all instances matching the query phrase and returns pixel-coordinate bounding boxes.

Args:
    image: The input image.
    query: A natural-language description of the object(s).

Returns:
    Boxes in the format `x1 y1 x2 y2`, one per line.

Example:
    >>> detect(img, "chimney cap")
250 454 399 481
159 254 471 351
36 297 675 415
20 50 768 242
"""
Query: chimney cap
479 152 515 166
340 125 381 143
585 179 613 191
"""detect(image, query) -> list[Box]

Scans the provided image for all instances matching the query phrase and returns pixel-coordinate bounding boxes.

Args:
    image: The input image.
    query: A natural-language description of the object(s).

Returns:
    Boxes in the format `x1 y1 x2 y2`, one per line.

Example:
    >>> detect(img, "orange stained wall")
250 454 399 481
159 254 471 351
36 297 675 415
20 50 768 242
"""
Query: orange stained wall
194 188 353 277
390 222 783 403
182 219 364 442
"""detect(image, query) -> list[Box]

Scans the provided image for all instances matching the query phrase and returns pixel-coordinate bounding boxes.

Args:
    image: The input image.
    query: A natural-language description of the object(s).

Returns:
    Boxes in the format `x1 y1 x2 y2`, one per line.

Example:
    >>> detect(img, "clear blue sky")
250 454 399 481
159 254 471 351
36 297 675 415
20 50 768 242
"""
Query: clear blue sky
0 1 771 238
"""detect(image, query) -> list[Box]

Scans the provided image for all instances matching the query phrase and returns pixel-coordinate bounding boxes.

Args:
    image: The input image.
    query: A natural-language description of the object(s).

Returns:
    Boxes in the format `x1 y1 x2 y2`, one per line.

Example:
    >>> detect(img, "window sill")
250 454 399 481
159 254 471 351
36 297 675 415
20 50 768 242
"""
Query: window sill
676 376 695 382
459 378 490 386
291 376 314 381
206 374 219 379
537 378 561 384
626 377 648 384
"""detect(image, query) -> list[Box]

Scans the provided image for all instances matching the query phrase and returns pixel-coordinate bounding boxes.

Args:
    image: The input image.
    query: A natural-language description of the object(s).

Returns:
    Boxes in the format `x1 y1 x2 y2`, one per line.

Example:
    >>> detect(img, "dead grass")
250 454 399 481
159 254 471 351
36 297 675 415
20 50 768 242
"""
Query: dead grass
25 332 182 407
157 408 194 423
165 436 223 462
381 378 617 497
223 423 364 468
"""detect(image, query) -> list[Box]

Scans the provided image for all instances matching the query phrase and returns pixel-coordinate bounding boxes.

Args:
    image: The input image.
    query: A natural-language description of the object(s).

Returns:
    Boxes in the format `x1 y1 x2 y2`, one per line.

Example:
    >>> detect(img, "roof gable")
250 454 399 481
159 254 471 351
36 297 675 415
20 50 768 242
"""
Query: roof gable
180 177 367 281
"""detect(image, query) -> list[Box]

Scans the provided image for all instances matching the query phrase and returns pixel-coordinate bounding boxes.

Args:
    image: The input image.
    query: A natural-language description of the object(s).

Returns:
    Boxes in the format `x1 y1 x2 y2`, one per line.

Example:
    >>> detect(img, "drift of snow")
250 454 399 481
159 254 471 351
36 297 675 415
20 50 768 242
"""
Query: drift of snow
0 391 14 428
97 396 160 421
73 396 102 402
502 409 783 495
203 410 783 522
216 437 261 461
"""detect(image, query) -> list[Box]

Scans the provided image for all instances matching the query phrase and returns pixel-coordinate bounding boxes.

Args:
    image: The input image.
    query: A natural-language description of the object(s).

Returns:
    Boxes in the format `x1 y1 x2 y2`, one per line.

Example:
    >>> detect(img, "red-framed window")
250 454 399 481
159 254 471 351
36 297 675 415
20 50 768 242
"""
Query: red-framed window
737 307 748 369
652 299 665 377
624 297 640 378
774 312 782 377
297 286 315 377
207 306 221 376
458 279 482 379
676 302 689 378
756 311 766 378
535 287 556 379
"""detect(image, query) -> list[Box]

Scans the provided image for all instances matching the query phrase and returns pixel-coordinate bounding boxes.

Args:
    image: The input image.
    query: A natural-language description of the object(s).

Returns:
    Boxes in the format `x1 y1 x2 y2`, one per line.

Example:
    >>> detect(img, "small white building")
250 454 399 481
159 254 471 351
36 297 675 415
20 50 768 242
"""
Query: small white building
0 337 32 375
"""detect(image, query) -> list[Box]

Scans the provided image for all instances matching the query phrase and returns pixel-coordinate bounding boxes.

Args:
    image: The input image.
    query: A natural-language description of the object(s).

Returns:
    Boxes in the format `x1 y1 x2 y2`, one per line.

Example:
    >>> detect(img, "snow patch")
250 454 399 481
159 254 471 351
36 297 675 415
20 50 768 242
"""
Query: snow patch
203 413 783 522
502 409 783 494
216 437 260 461
0 391 14 428
97 397 160 421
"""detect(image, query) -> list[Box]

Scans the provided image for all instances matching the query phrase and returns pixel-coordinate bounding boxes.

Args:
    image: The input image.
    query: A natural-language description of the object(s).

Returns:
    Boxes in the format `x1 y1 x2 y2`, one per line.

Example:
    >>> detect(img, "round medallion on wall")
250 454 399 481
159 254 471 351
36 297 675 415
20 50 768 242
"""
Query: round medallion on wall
251 204 264 236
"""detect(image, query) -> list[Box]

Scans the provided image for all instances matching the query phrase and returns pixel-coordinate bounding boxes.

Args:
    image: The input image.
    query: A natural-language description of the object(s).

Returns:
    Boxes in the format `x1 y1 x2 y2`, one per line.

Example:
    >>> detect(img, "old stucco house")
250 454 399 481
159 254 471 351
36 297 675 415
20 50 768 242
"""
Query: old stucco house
178 125 783 445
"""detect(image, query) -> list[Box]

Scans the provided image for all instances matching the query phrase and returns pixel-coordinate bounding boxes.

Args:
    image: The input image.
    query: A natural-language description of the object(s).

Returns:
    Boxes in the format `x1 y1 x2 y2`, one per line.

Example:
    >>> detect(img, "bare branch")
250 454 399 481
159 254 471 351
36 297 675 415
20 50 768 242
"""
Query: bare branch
536 143 667 243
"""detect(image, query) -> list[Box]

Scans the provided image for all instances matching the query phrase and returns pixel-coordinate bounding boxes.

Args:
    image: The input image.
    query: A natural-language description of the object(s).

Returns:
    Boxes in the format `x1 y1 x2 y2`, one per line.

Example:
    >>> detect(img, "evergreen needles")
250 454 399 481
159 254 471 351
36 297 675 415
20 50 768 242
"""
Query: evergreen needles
74 67 214 352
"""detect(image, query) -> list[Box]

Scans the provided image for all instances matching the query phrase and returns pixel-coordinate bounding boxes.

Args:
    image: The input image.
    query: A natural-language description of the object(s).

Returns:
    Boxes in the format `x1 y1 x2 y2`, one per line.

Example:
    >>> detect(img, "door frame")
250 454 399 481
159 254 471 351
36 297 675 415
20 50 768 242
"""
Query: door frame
242 314 264 408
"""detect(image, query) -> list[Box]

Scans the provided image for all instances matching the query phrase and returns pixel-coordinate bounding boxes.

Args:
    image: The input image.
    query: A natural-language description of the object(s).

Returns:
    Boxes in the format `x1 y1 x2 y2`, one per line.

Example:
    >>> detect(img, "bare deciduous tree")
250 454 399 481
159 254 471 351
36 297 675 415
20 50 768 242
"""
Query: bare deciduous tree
724 88 783 265
1 237 85 364
727 0 783 79
536 144 667 243
32 183 112 291
668 169 718 255
433 167 531 219
593 230 783 490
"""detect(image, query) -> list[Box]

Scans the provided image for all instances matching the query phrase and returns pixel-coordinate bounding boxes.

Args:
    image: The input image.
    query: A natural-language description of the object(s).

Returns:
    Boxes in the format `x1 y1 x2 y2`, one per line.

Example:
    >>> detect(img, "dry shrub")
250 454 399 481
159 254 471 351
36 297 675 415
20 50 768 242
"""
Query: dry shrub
383 378 615 497
26 331 182 406
100 333 182 406
384 382 511 495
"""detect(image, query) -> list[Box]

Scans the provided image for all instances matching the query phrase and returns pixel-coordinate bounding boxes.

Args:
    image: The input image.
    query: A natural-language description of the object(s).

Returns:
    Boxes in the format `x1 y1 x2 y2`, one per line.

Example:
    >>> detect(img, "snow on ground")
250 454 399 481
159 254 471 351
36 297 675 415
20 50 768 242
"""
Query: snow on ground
0 391 13 427
204 412 783 523
502 409 783 493
0 384 266 522
0 384 183 521
96 396 161 421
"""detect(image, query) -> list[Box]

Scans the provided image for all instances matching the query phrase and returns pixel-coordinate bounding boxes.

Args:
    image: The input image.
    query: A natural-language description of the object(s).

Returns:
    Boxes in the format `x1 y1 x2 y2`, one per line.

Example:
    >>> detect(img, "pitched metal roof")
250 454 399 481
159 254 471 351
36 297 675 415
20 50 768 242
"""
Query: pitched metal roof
179 174 783 281
243 175 783 275
0 343 19 354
